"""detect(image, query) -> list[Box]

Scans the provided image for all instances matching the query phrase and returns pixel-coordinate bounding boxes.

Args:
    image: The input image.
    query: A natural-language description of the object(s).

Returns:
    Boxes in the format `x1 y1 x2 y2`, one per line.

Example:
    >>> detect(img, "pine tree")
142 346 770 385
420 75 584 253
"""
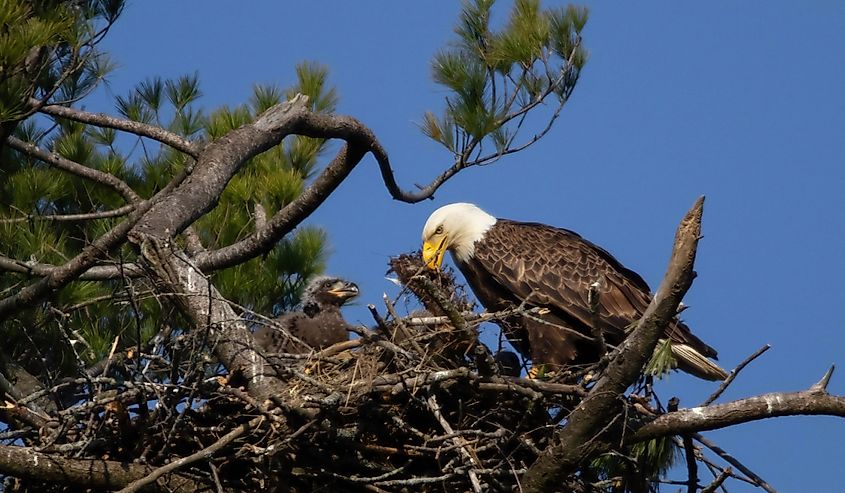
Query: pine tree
1 3 332 380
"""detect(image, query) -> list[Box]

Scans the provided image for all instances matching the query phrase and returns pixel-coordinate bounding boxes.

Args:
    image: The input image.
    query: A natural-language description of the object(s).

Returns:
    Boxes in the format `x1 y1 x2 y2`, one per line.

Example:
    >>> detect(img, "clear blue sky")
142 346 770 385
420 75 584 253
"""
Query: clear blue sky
90 2 845 490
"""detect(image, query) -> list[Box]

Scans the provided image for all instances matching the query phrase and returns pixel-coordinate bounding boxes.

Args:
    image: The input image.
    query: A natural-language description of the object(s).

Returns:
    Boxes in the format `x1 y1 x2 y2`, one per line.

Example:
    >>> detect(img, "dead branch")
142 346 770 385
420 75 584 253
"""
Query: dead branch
0 204 135 223
701 344 771 406
522 196 705 492
635 388 845 441
35 99 199 157
693 434 776 493
6 136 140 203
701 468 732 493
116 416 263 493
0 444 201 491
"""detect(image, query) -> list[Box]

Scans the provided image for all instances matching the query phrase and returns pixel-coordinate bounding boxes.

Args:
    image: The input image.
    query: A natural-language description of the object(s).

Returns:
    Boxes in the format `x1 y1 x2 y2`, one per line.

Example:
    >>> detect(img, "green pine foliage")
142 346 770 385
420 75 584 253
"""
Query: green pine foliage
423 0 588 160
590 436 679 492
1 56 337 377
0 0 121 121
645 339 679 379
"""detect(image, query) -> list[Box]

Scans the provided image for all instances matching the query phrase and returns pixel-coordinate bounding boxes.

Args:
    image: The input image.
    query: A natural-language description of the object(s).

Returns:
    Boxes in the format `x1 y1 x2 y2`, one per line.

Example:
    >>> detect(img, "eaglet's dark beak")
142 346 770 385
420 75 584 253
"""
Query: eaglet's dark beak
327 280 359 301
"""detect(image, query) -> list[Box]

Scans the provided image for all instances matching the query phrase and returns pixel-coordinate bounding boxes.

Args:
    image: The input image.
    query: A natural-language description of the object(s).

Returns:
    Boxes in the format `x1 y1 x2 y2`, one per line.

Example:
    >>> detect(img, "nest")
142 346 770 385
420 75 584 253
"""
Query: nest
1 252 610 493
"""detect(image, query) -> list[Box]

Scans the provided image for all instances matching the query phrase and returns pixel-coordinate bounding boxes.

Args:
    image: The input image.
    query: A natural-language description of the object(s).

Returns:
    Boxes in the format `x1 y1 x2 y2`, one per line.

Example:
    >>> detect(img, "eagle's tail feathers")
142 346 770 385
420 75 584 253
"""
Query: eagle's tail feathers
671 343 729 382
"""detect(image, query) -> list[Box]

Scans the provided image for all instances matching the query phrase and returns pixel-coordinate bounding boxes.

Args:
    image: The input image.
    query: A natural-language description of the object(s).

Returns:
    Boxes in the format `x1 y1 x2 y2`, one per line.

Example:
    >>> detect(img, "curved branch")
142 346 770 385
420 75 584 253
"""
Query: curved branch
194 142 367 270
634 389 845 441
522 197 705 493
34 99 199 157
6 136 140 203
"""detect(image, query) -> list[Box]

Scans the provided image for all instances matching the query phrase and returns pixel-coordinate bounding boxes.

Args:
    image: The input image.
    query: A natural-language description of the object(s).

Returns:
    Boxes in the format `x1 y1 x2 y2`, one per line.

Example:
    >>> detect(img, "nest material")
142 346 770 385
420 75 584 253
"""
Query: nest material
1 252 605 493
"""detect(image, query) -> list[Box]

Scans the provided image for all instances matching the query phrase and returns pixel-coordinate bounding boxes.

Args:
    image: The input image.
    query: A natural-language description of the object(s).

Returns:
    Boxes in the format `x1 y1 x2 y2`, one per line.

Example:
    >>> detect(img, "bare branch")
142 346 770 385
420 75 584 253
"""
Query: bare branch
522 196 705 493
701 468 732 493
693 434 777 493
0 444 200 491
426 394 484 493
701 344 771 406
6 136 140 203
34 99 199 157
0 204 135 223
116 416 262 493
0 255 143 280
635 389 845 441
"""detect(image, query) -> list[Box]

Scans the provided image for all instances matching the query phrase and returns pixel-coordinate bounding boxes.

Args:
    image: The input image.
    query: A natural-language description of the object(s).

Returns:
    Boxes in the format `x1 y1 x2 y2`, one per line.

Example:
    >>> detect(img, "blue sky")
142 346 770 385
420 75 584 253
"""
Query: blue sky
89 2 845 490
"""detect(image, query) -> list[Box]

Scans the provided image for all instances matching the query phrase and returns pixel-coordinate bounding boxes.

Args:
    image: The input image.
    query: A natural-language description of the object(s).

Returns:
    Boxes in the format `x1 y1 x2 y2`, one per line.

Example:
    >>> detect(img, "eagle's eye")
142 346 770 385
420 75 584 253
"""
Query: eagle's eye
323 280 333 287
434 225 444 235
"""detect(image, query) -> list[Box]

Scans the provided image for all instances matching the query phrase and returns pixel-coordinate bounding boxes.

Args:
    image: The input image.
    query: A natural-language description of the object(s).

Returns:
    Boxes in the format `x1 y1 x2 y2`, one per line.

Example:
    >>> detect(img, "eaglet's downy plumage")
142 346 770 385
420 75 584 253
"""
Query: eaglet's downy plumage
421 203 727 381
255 276 359 354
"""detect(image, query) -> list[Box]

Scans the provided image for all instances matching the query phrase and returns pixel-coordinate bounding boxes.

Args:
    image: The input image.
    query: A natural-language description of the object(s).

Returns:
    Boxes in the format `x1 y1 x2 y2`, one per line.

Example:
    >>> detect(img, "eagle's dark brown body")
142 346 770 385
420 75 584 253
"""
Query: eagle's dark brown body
456 219 722 379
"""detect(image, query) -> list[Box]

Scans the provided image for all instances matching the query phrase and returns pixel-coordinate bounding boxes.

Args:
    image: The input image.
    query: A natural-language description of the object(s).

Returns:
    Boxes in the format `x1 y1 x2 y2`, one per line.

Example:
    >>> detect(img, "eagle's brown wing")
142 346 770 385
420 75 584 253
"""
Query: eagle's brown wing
472 219 718 359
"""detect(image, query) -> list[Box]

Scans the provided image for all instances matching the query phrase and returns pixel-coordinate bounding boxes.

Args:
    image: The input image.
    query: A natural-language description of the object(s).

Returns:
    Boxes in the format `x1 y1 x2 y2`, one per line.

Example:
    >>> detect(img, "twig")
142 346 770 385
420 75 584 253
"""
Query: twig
403 306 547 327
426 394 484 493
701 344 771 406
116 416 263 493
693 433 777 493
701 468 732 493
810 365 835 393
0 205 135 223
669 396 697 493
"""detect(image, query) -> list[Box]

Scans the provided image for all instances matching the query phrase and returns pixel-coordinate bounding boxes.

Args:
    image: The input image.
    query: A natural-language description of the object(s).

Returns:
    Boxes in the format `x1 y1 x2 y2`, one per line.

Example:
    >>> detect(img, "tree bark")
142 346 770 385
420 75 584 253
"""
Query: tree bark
0 444 201 491
634 389 845 441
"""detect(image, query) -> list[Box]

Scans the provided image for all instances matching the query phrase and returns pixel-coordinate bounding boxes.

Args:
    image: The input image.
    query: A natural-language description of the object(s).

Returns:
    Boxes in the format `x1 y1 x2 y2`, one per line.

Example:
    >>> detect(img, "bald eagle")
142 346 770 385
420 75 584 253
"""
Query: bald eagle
255 276 359 354
421 203 727 381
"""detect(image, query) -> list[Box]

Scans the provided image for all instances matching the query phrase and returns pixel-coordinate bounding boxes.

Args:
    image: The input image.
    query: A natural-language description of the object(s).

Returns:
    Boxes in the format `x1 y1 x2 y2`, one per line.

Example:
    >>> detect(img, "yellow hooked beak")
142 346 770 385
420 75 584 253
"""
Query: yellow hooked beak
422 238 447 270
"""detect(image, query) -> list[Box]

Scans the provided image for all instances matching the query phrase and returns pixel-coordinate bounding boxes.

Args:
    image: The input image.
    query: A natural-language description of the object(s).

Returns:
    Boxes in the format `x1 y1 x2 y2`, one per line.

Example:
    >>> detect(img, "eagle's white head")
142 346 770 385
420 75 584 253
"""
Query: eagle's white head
421 203 497 268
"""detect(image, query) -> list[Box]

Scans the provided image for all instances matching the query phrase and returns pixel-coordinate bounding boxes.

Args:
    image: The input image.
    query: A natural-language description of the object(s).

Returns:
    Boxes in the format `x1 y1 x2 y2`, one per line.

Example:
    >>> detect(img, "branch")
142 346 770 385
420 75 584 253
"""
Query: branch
0 204 135 223
701 344 771 406
6 136 140 203
0 199 154 320
34 99 199 157
701 468 731 493
426 395 484 493
0 444 200 491
0 255 143 280
522 196 705 492
693 434 776 493
634 389 845 441
116 416 262 493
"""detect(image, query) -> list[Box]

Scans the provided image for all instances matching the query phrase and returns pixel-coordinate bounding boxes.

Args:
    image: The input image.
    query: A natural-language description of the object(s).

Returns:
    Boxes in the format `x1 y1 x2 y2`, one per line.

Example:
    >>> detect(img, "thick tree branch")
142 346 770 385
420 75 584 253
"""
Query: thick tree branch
6 136 140 203
194 141 367 270
634 389 845 441
0 444 200 491
522 196 705 492
34 99 199 157
135 239 288 403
